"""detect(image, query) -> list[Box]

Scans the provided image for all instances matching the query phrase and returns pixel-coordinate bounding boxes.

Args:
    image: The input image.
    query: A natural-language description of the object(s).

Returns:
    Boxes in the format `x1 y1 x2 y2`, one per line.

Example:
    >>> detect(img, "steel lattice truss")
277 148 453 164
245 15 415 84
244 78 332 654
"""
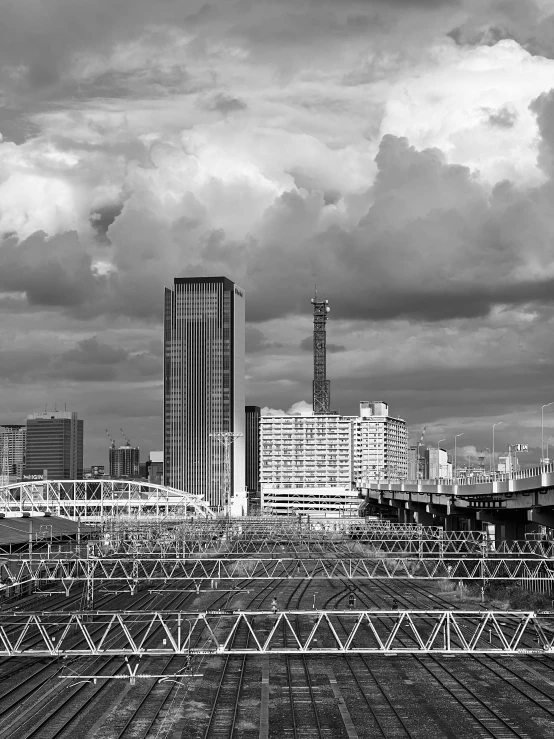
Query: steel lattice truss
3 557 554 591
0 609 552 656
0 480 214 519
91 533 554 559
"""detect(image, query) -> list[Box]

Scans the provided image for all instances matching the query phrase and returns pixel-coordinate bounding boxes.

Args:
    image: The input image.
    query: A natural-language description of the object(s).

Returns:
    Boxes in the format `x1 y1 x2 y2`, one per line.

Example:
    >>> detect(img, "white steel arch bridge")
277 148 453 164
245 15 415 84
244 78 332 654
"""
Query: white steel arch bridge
0 480 215 520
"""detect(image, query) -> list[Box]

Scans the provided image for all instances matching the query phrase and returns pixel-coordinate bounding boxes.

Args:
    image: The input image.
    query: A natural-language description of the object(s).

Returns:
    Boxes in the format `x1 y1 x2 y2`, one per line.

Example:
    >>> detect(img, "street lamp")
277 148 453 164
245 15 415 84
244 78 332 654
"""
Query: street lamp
542 403 554 467
437 439 445 480
492 422 503 475
454 433 464 481
483 448 491 477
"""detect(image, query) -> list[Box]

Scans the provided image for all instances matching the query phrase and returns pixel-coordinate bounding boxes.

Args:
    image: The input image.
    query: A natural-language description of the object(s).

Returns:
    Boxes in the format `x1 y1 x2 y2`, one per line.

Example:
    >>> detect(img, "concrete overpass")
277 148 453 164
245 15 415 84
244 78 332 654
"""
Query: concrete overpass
360 463 554 543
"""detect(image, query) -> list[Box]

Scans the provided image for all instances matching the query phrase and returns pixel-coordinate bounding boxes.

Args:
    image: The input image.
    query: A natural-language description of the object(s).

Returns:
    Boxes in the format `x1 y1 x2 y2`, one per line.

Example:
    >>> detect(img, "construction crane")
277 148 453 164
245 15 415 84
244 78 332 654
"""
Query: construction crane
105 429 116 449
120 428 131 446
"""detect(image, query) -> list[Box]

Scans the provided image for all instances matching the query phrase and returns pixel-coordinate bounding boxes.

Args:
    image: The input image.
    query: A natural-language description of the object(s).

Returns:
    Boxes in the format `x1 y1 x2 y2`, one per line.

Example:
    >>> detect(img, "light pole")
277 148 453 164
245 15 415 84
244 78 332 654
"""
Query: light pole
542 403 554 467
492 422 503 475
437 439 445 480
483 448 491 477
454 434 464 481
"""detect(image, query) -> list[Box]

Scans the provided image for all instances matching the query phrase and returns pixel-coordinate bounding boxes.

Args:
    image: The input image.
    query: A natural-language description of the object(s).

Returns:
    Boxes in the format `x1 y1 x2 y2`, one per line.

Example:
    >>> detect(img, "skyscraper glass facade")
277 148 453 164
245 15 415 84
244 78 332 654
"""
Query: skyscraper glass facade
163 277 245 508
245 405 260 492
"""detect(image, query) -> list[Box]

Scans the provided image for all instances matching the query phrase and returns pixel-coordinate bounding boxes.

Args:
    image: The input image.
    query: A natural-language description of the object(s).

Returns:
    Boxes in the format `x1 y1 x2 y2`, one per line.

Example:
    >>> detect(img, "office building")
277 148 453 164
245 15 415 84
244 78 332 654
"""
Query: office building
163 276 245 509
109 444 140 478
25 411 83 479
0 424 26 478
353 402 409 482
425 447 452 479
147 451 164 485
245 406 260 493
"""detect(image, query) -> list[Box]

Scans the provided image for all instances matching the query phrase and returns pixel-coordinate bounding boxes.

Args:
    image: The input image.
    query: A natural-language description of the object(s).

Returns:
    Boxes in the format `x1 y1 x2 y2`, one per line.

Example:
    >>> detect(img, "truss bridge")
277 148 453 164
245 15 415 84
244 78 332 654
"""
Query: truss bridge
0 479 214 519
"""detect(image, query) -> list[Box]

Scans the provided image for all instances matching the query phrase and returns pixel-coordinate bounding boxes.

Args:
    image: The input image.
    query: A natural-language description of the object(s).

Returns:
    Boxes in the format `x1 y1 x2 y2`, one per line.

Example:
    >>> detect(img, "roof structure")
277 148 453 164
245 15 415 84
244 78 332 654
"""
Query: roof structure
0 515 91 546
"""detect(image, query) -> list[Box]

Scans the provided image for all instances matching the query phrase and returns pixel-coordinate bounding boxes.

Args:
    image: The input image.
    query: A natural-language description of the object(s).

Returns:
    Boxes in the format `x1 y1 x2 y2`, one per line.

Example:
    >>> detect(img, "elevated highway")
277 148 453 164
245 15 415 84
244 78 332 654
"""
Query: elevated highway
361 463 554 540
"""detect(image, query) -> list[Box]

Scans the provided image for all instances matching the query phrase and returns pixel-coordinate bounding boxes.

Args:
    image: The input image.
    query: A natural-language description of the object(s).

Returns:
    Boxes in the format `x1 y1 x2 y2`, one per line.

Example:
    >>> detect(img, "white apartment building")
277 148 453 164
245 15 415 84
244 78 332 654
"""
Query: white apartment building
0 424 26 480
353 402 409 483
259 402 409 514
259 413 357 514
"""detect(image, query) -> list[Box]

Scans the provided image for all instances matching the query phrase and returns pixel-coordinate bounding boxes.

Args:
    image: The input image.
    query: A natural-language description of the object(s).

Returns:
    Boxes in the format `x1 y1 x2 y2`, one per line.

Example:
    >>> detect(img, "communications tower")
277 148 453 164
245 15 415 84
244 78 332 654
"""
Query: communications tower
311 291 331 414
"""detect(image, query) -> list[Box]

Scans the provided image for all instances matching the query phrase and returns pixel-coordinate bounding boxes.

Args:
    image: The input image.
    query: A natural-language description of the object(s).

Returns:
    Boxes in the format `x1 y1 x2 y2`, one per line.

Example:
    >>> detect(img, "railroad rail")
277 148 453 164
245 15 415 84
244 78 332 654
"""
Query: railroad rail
0 609 552 656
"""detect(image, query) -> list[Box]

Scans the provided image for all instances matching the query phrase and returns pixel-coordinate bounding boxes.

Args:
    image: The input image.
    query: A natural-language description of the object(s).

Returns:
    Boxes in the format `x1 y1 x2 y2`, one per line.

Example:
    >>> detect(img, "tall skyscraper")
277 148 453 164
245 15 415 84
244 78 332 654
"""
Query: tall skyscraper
164 276 245 508
0 424 26 478
25 411 83 479
245 406 260 493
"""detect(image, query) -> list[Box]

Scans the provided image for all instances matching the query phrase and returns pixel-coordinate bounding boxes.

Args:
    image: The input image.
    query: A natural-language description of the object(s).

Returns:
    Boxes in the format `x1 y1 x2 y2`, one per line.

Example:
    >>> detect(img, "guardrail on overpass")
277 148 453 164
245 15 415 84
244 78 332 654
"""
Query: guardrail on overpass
362 463 554 497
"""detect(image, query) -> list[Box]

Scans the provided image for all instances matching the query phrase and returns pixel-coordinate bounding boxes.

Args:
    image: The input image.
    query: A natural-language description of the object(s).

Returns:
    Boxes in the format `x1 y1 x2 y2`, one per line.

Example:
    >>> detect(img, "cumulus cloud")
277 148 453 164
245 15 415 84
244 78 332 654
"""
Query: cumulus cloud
260 400 313 416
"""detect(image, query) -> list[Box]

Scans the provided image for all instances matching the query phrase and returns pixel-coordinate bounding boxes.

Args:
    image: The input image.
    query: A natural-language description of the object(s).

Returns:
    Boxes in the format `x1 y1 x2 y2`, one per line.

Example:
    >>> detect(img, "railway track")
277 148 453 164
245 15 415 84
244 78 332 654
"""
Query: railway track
352 579 554 738
2 554 554 738
0 584 209 739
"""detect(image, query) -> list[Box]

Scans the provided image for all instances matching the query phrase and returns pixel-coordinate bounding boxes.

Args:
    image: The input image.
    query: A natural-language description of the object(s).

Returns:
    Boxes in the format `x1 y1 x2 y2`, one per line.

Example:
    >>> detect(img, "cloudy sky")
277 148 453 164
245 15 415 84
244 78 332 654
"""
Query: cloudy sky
2 0 554 468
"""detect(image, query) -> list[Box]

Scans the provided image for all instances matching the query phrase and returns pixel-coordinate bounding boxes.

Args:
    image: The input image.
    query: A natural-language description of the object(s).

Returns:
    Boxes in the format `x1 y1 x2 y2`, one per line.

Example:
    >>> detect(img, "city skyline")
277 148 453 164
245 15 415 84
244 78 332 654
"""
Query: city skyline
2 2 554 466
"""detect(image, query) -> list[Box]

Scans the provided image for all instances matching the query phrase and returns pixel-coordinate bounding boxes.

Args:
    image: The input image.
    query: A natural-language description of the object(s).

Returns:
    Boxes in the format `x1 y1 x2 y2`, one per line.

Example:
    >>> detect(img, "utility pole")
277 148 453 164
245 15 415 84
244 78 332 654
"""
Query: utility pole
210 432 243 515
311 290 331 414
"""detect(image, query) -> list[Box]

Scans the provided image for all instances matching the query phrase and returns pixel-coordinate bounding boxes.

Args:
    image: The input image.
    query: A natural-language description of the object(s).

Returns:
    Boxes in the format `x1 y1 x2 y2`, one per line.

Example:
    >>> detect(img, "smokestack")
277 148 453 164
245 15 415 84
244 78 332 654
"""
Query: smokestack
311 291 331 414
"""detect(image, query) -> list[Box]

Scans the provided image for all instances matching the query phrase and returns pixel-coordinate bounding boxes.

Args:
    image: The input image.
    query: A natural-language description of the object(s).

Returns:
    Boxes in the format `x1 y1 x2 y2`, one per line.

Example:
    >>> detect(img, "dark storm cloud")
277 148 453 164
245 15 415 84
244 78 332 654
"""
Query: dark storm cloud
0 232 102 309
202 93 247 114
89 204 124 244
446 2 554 59
529 90 554 174
242 120 554 324
487 106 518 128
61 337 127 366
0 336 160 384
246 326 283 353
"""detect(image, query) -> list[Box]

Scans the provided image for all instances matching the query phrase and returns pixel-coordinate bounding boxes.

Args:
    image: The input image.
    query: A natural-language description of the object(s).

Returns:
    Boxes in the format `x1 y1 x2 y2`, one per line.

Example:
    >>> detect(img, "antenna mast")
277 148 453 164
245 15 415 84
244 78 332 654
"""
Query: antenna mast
311 290 331 414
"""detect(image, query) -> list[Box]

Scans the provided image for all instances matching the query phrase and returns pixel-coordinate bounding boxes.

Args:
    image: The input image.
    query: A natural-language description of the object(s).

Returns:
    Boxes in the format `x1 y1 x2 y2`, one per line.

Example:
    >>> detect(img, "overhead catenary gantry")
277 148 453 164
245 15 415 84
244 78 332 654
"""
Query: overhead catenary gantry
89 530 554 559
3 557 554 593
1 609 552 657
